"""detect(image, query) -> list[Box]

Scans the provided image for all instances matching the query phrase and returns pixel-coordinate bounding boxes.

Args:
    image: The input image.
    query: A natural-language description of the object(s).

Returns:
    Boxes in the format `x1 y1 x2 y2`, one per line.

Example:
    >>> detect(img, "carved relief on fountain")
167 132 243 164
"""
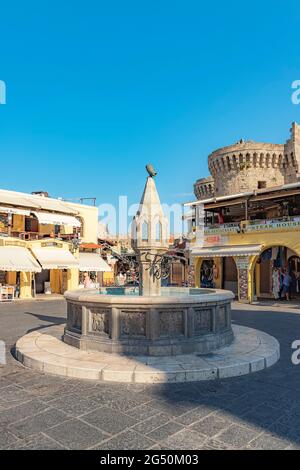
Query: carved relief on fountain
120 310 146 337
91 308 109 334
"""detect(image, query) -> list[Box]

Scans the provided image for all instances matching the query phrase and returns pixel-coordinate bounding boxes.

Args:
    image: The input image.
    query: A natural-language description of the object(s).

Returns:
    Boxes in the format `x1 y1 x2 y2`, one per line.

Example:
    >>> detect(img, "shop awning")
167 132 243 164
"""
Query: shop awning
79 253 112 272
191 244 262 258
0 246 41 272
32 211 81 227
0 189 78 213
0 191 41 209
0 206 30 216
30 197 77 214
31 247 79 269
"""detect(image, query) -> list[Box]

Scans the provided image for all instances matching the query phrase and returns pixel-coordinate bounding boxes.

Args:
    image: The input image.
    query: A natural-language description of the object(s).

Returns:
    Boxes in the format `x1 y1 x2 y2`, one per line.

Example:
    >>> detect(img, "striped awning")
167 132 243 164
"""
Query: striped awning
191 244 262 258
0 246 41 272
32 211 81 227
31 247 79 270
79 253 112 272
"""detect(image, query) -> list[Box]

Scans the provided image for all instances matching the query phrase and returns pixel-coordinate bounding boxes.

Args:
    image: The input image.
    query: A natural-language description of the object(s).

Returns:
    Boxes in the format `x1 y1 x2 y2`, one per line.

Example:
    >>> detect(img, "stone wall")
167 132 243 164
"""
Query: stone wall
284 122 300 183
208 141 287 196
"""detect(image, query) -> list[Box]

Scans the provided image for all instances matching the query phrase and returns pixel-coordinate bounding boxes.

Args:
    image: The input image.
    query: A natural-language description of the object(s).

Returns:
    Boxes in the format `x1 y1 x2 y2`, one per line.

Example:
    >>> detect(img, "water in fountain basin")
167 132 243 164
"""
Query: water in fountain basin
98 287 216 296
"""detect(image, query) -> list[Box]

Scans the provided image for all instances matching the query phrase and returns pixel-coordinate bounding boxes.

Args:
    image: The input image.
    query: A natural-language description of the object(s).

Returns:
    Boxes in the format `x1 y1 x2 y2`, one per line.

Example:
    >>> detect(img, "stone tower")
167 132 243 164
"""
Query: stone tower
284 122 300 182
193 122 300 199
131 170 169 296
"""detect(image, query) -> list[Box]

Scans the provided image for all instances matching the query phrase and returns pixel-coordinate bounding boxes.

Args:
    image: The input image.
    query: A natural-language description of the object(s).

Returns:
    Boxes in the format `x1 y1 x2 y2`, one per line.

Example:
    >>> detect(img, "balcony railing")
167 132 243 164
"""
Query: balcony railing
0 230 78 242
19 232 78 241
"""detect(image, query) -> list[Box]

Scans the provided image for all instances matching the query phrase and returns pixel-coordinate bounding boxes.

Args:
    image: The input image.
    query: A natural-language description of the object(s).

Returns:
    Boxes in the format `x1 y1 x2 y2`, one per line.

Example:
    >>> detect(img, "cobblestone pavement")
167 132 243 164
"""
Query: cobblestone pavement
0 299 300 450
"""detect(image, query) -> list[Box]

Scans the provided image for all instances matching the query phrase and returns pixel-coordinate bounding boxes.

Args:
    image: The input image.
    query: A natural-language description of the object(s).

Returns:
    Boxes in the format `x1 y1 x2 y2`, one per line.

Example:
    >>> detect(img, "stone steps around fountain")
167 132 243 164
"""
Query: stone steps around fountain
14 324 280 383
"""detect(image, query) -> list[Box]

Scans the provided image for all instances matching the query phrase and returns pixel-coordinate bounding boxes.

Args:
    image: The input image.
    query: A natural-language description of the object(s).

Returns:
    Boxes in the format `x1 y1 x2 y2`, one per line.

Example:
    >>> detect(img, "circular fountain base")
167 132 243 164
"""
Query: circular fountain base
63 288 235 356
15 324 280 383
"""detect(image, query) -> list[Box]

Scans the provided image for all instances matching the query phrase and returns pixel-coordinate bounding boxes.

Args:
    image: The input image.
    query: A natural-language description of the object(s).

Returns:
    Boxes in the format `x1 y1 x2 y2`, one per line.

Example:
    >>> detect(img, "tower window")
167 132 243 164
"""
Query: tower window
155 221 162 241
258 181 267 189
142 221 148 241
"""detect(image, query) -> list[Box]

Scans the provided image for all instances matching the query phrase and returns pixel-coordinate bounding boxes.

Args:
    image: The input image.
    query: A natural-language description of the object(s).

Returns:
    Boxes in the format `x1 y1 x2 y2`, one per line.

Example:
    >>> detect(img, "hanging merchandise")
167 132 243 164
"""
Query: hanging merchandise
281 247 286 268
272 268 281 300
274 247 284 268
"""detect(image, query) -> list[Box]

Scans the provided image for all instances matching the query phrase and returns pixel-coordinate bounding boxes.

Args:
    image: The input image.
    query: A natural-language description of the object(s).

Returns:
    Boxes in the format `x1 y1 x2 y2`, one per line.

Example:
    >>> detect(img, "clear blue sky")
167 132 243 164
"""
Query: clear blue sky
1 1 300 215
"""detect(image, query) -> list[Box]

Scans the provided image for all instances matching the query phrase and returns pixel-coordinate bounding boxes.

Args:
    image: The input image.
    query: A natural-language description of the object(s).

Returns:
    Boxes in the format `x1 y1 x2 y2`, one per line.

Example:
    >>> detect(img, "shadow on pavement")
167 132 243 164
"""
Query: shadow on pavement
154 304 300 448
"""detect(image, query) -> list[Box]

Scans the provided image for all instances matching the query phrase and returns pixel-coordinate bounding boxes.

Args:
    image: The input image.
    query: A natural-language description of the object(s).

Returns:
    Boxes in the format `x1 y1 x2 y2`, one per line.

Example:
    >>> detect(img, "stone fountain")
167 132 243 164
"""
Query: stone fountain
15 167 280 383
63 168 234 356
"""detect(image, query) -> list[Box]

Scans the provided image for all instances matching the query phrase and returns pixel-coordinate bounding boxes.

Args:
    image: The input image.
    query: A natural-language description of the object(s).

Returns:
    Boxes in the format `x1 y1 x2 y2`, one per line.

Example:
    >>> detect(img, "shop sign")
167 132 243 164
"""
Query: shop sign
5 240 26 247
247 220 300 232
205 225 239 234
203 235 229 246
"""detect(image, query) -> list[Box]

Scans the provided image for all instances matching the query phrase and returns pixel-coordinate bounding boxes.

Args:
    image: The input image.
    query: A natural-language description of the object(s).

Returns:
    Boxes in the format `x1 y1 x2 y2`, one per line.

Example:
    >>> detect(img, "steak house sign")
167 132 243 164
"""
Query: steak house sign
247 219 300 232
205 219 300 234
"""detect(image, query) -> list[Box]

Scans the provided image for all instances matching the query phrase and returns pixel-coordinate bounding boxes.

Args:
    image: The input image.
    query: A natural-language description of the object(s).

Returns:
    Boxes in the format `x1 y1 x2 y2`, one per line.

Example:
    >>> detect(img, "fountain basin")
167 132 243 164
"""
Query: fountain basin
64 287 235 356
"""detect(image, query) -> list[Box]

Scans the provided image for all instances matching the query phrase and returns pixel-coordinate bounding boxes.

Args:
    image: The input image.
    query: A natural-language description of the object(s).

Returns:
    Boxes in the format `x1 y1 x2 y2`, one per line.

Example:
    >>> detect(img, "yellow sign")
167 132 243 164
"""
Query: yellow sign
4 240 26 247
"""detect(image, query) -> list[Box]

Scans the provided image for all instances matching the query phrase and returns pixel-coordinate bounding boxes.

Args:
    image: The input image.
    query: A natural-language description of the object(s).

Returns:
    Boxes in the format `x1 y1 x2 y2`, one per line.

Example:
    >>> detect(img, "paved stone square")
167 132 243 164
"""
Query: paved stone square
0 299 300 450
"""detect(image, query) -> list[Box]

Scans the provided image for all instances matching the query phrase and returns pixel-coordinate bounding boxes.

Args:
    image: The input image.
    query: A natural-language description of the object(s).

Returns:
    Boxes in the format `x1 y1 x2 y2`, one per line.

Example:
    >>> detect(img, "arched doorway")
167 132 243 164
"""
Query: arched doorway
253 245 300 300
200 259 215 288
199 257 238 295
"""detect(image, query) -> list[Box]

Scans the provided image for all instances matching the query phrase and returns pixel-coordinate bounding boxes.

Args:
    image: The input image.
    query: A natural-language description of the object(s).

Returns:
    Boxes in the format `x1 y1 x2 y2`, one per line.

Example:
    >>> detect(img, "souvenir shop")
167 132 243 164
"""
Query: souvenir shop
255 246 300 300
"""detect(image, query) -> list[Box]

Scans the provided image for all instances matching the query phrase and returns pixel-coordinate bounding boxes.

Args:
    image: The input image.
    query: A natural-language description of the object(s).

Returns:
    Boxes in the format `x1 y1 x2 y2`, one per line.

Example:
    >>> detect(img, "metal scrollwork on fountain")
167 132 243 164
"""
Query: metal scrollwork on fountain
142 252 186 280
142 252 166 280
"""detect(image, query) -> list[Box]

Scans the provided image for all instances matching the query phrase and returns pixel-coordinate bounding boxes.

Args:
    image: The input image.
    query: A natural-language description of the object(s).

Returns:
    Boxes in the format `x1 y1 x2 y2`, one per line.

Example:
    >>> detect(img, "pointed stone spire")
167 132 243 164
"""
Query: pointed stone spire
132 168 169 296
132 175 168 250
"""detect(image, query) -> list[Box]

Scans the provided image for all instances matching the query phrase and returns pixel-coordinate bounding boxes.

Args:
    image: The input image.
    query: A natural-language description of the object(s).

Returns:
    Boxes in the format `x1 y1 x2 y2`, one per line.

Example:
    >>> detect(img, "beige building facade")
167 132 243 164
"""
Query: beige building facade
0 188 100 300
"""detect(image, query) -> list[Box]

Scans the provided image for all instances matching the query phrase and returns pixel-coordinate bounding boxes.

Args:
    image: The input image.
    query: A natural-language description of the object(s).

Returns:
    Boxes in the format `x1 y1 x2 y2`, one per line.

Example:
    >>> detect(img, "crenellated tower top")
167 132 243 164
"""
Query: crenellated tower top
193 122 300 199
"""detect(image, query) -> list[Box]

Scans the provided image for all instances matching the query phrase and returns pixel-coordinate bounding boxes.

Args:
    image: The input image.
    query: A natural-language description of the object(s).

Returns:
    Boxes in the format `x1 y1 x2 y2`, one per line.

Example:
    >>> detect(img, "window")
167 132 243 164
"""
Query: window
155 221 162 241
142 221 148 241
25 216 38 233
258 181 266 189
